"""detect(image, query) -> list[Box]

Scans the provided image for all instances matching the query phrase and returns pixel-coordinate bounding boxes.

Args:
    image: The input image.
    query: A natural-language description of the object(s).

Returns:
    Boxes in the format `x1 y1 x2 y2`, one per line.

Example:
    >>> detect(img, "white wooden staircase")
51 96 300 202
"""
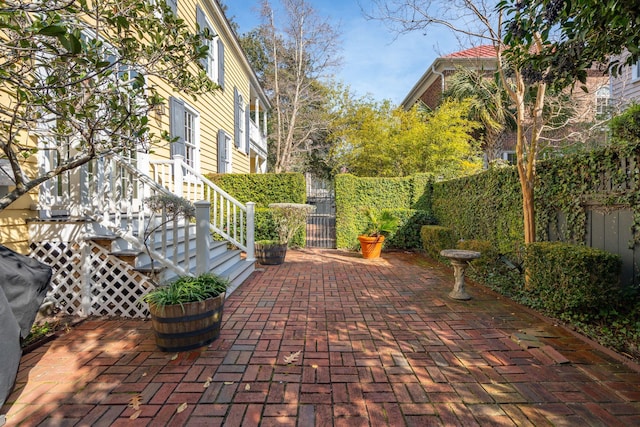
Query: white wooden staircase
29 152 256 318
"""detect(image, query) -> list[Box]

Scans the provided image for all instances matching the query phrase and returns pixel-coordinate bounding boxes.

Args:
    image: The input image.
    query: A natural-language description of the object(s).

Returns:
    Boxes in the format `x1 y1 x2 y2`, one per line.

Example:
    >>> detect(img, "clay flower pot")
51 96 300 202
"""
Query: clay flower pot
358 235 385 259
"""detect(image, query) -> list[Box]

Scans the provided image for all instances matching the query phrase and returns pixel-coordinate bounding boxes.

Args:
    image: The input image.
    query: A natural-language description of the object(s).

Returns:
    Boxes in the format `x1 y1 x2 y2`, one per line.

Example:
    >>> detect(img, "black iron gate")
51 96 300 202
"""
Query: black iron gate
306 176 336 248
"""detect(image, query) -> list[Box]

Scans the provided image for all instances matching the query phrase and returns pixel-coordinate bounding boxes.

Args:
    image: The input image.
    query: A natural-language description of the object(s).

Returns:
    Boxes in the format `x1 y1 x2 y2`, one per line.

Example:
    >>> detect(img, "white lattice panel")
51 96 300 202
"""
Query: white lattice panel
31 241 84 316
87 242 153 318
30 240 154 318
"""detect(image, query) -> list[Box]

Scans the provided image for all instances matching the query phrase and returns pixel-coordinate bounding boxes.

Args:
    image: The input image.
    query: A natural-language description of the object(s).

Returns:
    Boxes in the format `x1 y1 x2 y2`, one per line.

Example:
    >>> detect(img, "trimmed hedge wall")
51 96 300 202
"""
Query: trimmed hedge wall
335 174 434 249
523 242 621 317
206 173 307 247
206 173 305 207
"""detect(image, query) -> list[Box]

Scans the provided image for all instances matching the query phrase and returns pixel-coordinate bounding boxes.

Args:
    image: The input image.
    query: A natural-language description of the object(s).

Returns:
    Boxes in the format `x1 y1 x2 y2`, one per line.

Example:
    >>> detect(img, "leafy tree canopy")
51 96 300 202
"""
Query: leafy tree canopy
333 94 482 178
500 0 640 90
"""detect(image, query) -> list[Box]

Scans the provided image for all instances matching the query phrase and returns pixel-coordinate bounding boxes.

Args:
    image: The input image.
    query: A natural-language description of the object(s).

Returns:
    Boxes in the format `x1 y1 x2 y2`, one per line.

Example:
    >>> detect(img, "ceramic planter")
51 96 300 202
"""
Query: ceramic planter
358 235 385 259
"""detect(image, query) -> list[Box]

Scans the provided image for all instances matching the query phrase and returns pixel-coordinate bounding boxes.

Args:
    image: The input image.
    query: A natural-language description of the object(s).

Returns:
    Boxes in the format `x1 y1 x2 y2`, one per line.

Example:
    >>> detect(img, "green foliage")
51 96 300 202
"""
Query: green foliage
207 173 306 207
335 174 430 249
207 173 307 247
500 0 640 90
524 242 621 318
255 207 305 247
334 98 482 178
0 0 215 210
610 104 640 144
420 226 457 260
144 273 228 308
432 167 524 256
268 203 314 246
385 210 436 250
360 208 399 237
457 239 500 274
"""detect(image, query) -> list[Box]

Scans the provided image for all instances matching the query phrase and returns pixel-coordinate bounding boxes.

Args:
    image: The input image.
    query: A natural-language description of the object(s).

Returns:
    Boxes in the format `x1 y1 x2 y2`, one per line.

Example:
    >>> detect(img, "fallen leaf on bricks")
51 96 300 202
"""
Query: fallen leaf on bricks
203 377 212 388
223 381 234 385
283 350 302 364
170 354 179 361
244 384 251 391
176 402 188 413
128 395 142 410
129 410 142 420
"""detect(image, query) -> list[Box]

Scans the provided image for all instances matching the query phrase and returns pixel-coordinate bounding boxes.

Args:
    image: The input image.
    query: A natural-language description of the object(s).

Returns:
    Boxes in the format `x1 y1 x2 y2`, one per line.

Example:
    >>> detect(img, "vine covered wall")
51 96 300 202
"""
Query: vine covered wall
334 174 433 249
431 141 640 286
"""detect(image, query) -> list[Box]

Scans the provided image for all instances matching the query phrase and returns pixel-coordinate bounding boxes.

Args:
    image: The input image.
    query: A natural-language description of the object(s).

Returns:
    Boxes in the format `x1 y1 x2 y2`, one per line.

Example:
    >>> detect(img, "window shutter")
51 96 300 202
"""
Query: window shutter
169 97 185 158
233 88 241 148
166 0 178 15
217 129 227 173
217 39 225 89
245 103 251 154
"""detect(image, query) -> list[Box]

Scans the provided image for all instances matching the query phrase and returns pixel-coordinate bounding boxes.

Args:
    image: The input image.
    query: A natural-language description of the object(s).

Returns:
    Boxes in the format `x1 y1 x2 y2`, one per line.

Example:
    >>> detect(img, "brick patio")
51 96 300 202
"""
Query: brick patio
3 249 640 426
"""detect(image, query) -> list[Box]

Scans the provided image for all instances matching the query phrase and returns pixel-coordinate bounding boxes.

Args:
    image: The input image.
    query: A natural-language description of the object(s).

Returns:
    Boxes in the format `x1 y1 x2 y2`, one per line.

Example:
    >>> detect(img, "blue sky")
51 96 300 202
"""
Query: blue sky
224 0 459 105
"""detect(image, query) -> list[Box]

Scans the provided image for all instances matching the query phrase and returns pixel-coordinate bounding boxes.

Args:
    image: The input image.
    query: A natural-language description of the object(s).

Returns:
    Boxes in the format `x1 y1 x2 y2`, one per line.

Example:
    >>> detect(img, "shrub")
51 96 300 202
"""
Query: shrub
268 203 315 247
523 242 622 318
457 239 499 274
420 225 457 260
386 210 436 249
610 103 640 144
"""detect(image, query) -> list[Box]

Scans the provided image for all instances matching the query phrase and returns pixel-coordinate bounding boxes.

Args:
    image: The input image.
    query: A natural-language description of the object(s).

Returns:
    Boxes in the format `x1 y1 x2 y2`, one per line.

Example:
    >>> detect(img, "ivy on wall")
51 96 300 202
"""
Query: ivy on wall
335 174 433 249
432 141 640 264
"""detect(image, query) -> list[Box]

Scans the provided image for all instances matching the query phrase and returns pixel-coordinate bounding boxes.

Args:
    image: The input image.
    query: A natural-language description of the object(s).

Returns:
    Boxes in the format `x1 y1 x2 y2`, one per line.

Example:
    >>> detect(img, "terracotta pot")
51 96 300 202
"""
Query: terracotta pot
148 293 224 352
255 242 287 265
358 235 385 259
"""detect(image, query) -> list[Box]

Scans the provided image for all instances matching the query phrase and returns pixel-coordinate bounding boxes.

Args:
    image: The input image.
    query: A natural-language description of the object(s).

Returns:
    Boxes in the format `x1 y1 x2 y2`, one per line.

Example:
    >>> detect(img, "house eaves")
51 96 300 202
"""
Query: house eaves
401 52 498 110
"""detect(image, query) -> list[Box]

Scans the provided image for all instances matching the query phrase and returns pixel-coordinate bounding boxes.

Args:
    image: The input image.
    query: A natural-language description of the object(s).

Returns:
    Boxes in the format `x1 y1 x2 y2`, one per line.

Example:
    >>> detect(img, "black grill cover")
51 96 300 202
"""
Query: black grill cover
0 245 52 407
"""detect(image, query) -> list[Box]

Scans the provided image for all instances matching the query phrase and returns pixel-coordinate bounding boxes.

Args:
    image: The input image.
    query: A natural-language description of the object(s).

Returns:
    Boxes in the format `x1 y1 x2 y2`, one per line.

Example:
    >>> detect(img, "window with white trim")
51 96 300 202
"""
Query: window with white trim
633 60 640 81
169 97 200 172
218 129 232 173
184 106 198 169
196 6 224 87
503 151 517 165
595 86 611 117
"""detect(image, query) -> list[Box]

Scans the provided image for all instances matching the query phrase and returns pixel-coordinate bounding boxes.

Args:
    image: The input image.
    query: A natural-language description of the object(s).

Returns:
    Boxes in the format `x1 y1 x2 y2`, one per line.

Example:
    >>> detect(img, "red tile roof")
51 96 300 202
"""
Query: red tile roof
444 45 496 58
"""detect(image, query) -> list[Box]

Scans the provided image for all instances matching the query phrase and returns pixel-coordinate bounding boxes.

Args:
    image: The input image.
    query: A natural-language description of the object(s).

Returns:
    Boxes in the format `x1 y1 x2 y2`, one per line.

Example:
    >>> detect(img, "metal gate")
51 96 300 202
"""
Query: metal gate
306 176 336 248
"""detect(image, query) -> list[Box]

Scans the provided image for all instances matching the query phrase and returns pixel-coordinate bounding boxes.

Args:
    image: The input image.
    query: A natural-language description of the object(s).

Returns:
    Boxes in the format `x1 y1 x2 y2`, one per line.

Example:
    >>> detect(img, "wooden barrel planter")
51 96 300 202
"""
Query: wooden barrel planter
358 235 385 259
148 293 224 352
255 242 287 265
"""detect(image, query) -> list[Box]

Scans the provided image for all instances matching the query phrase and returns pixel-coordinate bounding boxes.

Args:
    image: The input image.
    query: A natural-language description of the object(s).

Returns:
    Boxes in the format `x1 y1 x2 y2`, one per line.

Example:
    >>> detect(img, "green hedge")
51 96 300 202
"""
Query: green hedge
420 225 457 260
206 173 305 207
207 173 307 247
431 167 524 257
335 174 434 249
523 242 621 318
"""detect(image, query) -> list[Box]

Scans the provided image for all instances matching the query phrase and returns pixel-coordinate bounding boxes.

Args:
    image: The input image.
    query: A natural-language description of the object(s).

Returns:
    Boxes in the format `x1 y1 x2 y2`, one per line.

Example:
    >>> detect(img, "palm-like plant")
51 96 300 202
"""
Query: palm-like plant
362 208 399 238
443 68 515 162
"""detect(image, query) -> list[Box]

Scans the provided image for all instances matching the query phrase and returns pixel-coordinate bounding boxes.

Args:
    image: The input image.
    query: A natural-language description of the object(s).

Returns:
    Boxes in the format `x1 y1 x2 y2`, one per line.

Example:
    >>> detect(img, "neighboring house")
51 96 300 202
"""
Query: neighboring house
610 51 640 109
402 45 609 163
0 0 270 318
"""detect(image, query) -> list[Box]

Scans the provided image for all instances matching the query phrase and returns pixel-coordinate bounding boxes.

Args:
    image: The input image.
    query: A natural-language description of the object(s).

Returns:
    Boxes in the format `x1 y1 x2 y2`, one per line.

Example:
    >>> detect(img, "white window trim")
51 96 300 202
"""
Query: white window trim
183 103 201 179
197 8 220 84
221 130 232 173
238 92 246 153
632 60 640 82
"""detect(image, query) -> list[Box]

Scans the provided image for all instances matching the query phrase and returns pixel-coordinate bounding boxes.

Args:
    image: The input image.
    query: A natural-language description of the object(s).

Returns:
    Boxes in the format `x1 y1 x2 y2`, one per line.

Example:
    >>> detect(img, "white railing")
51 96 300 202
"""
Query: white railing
150 156 255 260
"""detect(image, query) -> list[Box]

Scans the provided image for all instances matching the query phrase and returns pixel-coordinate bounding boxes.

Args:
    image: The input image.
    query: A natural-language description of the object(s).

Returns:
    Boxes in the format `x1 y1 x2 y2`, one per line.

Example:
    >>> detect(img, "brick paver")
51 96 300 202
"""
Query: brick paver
2 249 640 426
